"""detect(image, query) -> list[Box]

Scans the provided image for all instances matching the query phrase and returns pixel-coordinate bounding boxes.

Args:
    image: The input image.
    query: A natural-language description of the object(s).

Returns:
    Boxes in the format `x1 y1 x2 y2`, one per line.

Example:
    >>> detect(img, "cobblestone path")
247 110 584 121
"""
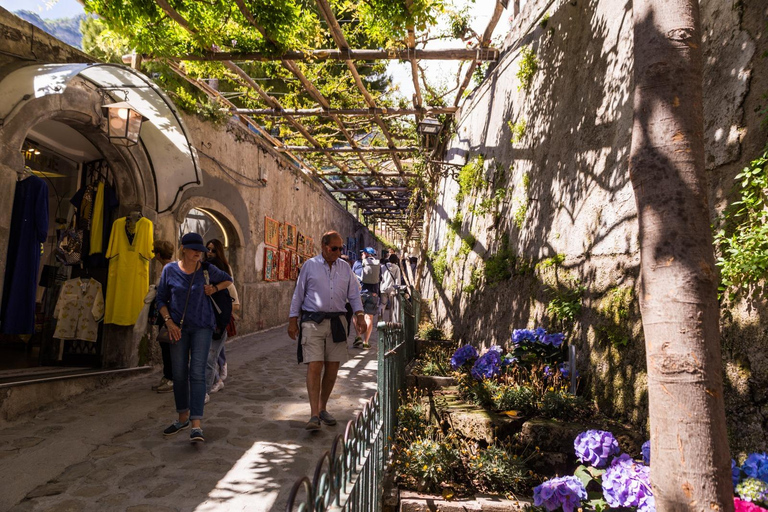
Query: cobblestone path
0 326 379 511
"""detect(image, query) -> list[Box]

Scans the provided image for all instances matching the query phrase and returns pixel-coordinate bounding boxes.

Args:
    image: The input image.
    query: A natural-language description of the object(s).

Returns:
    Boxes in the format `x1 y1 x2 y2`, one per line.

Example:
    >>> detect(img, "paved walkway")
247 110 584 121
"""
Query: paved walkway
0 326 379 512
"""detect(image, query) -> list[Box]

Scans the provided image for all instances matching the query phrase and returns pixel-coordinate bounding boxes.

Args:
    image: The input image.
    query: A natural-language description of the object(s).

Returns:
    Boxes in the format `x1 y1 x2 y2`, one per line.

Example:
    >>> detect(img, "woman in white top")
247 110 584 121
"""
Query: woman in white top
380 254 402 323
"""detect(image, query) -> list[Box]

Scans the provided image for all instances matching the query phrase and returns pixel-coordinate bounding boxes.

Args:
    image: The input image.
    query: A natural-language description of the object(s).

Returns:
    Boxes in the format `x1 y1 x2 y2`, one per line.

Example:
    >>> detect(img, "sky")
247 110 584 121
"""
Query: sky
0 0 510 104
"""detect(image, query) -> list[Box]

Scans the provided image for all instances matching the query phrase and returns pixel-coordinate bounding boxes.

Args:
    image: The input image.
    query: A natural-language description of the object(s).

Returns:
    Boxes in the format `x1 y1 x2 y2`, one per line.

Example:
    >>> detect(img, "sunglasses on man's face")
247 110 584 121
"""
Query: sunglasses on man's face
328 246 342 252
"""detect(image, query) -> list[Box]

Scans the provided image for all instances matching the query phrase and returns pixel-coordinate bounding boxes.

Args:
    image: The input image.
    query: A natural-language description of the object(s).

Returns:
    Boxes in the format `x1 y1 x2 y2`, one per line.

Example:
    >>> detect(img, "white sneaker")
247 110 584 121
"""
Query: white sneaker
210 379 224 394
220 363 228 381
204 393 210 404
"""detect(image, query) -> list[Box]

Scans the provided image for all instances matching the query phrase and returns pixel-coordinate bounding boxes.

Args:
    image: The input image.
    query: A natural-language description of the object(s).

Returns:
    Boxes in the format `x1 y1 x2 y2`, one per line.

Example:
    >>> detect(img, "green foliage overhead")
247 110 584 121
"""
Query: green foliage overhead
714 146 768 302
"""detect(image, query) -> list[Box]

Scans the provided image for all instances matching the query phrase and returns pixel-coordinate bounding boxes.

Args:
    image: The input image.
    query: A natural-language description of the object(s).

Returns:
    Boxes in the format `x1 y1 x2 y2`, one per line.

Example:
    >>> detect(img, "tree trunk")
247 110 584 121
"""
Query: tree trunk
630 1 733 510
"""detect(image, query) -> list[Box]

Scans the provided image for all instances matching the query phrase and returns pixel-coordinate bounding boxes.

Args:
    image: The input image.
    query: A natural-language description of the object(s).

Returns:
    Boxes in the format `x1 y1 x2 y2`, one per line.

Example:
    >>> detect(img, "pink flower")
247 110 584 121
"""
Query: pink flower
734 497 768 512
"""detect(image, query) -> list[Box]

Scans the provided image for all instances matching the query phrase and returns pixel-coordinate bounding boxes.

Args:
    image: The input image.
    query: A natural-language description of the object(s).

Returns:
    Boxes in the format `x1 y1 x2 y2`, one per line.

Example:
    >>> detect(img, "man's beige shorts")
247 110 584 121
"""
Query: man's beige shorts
301 318 349 364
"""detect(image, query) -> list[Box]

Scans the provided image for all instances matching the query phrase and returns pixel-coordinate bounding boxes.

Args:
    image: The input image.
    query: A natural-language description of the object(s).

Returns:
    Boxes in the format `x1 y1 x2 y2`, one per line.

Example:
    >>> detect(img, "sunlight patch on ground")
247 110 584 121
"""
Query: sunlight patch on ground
194 441 301 512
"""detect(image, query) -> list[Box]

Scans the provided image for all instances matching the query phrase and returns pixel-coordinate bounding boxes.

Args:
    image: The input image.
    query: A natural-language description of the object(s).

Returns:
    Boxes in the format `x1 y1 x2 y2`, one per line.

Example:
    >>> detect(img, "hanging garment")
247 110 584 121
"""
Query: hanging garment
105 216 154 325
53 278 104 342
0 175 49 335
89 181 105 256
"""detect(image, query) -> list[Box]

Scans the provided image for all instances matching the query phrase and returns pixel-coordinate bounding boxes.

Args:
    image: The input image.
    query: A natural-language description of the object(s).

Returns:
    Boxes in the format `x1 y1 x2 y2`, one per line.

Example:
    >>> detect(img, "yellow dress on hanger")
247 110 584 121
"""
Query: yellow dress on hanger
105 216 154 325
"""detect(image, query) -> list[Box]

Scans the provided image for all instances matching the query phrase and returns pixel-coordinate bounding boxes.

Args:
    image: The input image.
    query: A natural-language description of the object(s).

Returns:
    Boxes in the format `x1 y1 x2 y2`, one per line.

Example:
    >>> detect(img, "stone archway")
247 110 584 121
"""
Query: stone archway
0 76 157 307
175 196 246 286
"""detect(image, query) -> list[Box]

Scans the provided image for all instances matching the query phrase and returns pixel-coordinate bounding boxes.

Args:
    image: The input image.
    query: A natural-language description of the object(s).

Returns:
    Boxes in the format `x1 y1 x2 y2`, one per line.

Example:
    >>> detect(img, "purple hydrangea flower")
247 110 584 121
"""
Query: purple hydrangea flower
512 329 539 346
450 345 478 370
733 459 742 489
559 362 579 379
742 453 768 482
602 453 654 511
541 332 565 347
533 475 587 512
489 344 504 354
470 350 501 380
641 440 651 466
574 430 620 468
501 355 517 367
543 365 554 378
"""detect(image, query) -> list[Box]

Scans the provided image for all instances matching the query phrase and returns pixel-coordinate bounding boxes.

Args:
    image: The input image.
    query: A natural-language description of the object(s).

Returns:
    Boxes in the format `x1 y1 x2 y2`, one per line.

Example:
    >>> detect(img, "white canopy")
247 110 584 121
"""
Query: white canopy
0 63 201 213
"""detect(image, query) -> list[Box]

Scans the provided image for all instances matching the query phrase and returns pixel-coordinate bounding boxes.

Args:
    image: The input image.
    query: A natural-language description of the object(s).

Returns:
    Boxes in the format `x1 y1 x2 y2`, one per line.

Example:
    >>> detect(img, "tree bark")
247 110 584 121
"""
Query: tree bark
630 1 733 510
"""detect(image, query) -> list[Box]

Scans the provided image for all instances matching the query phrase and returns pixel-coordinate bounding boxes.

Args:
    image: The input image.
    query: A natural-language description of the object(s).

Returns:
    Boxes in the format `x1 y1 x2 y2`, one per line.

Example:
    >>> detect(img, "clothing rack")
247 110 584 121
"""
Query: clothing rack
82 159 113 189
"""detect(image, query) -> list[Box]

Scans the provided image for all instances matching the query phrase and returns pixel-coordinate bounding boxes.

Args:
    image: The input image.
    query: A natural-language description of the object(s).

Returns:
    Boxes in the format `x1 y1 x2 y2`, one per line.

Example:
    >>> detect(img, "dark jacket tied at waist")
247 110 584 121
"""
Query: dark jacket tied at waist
297 310 349 363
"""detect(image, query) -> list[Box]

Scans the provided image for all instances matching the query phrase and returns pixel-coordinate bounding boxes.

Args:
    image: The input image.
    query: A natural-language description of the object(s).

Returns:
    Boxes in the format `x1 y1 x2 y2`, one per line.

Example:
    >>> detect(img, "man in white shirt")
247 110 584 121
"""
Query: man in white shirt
288 231 367 431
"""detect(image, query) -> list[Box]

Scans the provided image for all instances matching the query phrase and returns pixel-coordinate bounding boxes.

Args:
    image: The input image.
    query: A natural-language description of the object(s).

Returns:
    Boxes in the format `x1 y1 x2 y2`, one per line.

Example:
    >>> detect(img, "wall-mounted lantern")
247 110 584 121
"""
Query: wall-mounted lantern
102 101 146 147
417 117 442 136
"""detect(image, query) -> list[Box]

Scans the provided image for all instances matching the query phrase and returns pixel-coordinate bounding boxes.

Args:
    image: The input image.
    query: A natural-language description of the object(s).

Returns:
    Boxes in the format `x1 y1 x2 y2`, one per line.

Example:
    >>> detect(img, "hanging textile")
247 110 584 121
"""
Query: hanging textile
53 278 104 342
89 181 105 256
104 216 153 325
0 175 49 335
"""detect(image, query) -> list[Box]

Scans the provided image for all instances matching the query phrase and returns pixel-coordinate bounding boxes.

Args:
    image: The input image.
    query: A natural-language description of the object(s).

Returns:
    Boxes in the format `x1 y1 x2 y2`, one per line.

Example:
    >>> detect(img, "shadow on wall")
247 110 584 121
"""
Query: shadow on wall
424 0 647 424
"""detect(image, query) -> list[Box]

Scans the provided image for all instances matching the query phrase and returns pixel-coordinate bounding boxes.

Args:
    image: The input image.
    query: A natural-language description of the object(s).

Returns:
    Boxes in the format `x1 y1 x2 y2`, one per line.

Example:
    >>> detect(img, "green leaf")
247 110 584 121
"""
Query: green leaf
574 465 593 488
586 496 608 512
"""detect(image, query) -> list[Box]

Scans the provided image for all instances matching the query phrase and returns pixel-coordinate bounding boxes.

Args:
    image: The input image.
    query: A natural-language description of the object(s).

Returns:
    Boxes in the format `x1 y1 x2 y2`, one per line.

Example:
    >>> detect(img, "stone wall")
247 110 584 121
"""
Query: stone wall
423 0 767 452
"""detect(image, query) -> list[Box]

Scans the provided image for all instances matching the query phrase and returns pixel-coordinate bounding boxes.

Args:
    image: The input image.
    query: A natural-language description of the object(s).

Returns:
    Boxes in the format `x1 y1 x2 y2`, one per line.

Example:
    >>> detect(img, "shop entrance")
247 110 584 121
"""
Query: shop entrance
0 120 115 373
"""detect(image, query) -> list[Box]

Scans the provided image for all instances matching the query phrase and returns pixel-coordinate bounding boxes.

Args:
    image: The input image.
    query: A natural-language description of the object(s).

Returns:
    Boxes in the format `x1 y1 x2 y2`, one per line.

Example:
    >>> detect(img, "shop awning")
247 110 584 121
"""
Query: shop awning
0 63 201 213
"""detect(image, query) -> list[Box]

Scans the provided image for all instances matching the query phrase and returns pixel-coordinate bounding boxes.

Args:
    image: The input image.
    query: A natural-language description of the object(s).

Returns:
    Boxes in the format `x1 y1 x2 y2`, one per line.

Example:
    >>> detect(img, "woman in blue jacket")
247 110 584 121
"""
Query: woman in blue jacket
156 233 232 443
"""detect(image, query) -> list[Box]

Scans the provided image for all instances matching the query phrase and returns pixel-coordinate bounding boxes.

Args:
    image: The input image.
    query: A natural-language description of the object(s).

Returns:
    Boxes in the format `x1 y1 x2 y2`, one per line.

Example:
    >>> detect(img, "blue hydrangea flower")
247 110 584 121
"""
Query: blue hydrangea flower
559 362 579 379
533 475 587 512
734 459 743 489
602 453 654 511
541 332 565 347
512 329 539 346
450 345 478 370
470 350 501 380
501 355 517 367
742 453 768 483
543 365 554 378
641 440 651 466
574 430 620 468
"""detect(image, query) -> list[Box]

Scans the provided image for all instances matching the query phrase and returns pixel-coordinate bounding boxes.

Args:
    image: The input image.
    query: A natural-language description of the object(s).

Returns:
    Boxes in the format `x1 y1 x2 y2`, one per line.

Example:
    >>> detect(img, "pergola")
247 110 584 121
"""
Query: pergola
120 0 518 243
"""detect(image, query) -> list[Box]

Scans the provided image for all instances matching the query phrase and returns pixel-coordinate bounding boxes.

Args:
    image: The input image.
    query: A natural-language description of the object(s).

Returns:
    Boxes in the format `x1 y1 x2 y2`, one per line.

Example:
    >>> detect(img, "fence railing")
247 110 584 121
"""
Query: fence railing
285 288 419 512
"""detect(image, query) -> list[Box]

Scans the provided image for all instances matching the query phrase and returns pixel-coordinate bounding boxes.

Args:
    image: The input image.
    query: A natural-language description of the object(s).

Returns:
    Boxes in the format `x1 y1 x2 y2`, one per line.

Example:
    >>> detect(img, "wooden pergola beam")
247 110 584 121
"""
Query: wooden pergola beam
175 48 499 62
235 107 458 117
277 146 419 154
334 187 409 193
313 0 409 182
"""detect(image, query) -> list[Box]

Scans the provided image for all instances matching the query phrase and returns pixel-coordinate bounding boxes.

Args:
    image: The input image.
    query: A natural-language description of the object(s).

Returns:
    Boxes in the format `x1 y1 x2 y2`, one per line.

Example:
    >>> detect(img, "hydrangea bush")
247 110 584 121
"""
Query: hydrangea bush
533 430 655 512
733 452 768 510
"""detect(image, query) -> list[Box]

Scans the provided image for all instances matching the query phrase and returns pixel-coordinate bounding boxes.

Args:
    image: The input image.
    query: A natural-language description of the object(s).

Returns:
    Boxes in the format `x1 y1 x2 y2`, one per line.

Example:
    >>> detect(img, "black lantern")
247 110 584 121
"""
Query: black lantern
102 101 146 147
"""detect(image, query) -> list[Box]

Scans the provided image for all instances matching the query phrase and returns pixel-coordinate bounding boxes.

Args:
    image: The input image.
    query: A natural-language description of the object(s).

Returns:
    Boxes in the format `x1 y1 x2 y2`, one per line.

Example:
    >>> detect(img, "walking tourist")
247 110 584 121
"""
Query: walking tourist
352 247 381 349
148 240 175 393
380 254 402 323
156 233 232 443
204 238 238 401
288 231 366 431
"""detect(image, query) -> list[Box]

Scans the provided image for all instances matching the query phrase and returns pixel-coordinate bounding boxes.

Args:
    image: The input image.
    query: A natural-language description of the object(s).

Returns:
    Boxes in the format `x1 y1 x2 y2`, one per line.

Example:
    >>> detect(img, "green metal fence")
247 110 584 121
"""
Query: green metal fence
285 288 418 512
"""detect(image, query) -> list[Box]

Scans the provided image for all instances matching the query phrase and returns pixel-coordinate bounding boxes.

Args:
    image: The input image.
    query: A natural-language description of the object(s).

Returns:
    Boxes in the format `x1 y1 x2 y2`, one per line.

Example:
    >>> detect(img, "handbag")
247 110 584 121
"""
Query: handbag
55 218 83 266
226 316 237 337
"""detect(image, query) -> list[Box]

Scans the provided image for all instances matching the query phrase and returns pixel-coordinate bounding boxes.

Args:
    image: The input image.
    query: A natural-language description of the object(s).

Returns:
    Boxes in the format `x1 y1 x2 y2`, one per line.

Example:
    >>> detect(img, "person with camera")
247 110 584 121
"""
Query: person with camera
156 233 232 443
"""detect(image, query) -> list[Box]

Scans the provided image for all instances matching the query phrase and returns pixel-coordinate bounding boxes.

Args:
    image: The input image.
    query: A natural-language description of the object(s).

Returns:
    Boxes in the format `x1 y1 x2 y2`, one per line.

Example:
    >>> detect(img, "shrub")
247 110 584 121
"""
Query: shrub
456 155 486 203
395 437 461 493
538 391 593 420
468 444 535 495
517 45 538 91
492 383 537 415
418 323 446 341
416 345 452 377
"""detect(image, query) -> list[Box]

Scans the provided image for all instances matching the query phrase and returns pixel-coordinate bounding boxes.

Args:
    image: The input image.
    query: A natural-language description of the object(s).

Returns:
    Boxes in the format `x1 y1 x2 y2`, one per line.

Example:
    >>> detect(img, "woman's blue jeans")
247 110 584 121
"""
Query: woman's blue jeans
170 327 213 420
206 331 227 392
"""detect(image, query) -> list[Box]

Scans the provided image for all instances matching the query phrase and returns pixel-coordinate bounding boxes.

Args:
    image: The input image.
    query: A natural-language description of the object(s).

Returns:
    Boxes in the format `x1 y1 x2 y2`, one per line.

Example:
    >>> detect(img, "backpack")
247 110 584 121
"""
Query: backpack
380 263 398 294
361 256 381 284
